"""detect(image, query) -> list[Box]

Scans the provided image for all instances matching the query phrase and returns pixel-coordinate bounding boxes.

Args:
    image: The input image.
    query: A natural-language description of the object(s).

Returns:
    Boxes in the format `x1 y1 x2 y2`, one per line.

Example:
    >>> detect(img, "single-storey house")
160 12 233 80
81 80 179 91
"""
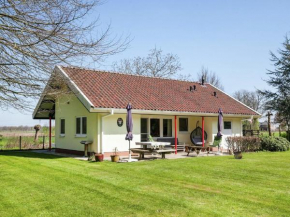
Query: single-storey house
33 66 261 155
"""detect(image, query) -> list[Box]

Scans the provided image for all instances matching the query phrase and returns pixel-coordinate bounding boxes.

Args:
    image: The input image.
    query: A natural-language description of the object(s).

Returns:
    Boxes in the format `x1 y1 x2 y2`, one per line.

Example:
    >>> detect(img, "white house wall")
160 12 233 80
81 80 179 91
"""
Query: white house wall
102 114 141 152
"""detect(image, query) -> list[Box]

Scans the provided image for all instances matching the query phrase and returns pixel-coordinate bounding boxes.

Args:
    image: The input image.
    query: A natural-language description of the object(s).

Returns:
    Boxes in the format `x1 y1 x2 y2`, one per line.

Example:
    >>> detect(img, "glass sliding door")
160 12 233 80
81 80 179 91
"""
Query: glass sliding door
163 119 172 137
150 119 160 137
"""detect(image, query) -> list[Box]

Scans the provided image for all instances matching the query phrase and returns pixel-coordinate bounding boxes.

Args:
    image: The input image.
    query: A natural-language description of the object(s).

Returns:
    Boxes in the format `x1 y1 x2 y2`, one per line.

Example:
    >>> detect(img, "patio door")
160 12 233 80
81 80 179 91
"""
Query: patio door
141 118 148 141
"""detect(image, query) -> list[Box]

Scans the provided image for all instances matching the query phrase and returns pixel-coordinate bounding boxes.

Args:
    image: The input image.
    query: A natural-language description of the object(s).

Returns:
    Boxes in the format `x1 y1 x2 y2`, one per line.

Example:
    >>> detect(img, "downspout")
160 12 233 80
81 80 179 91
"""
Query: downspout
202 116 205 147
100 109 114 154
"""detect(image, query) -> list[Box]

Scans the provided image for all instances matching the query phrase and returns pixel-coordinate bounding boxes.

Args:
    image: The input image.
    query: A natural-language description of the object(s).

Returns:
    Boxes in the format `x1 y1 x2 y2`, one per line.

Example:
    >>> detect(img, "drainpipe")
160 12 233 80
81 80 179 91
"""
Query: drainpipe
174 115 177 154
202 116 205 147
100 109 114 154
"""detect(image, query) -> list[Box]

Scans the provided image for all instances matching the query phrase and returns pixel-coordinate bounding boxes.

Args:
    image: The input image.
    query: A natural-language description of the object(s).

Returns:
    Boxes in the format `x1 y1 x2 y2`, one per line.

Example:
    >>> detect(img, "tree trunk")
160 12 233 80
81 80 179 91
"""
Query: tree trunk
268 114 272 136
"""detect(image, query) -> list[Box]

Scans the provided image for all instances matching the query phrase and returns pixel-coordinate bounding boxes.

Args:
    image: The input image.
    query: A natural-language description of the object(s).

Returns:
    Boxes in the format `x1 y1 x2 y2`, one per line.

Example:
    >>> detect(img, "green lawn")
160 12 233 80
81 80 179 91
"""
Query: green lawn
0 152 290 217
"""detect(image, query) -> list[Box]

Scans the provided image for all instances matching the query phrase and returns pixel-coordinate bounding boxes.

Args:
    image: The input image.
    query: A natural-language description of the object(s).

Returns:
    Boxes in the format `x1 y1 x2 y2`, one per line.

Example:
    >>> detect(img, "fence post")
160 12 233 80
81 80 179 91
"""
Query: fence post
19 136 22 150
43 136 45 149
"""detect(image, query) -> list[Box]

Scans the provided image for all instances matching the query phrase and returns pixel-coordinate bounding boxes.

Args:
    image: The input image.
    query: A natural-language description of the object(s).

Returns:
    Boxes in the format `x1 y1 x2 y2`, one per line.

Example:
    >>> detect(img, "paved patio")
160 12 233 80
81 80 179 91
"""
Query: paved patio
32 149 229 162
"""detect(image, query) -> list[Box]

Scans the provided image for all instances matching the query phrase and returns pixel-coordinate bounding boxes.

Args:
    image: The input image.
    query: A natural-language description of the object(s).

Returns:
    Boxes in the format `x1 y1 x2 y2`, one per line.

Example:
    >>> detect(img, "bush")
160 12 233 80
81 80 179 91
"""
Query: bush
260 136 290 152
225 136 261 153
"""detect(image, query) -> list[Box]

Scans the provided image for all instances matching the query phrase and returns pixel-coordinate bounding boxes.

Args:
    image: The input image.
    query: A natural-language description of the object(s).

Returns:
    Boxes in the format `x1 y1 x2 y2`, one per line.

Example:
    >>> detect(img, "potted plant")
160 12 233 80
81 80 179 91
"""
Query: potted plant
110 147 119 162
95 153 104 162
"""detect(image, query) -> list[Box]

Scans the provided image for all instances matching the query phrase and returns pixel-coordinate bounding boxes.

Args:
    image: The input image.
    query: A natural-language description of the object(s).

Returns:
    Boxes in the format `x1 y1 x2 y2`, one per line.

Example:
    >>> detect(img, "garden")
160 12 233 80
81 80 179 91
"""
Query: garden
225 135 290 159
0 151 290 217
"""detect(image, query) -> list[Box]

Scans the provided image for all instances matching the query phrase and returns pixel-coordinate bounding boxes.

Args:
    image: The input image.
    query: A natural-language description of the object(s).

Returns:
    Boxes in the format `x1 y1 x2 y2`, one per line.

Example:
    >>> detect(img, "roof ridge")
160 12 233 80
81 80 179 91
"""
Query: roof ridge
59 65 202 84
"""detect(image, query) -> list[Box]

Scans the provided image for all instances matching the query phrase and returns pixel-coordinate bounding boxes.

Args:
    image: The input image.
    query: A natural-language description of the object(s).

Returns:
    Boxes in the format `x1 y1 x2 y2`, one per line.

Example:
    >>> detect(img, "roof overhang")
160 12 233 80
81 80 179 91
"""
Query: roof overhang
89 107 261 119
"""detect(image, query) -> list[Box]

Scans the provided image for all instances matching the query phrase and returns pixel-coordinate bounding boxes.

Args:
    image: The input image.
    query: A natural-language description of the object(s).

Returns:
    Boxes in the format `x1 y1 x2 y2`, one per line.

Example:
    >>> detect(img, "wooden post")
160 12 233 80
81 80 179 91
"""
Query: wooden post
266 111 273 136
174 115 177 154
43 136 45 149
49 116 52 151
19 136 22 150
279 125 281 137
202 117 205 147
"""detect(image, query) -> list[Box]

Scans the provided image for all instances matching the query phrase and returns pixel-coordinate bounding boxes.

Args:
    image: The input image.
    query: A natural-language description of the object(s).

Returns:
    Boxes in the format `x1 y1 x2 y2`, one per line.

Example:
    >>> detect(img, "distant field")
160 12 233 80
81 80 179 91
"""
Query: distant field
0 131 42 137
0 134 55 150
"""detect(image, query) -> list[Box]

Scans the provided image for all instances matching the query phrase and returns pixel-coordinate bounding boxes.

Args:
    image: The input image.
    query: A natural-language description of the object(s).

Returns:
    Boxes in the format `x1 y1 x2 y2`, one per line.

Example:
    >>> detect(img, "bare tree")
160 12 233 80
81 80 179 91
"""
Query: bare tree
112 48 182 78
197 67 224 90
233 90 264 113
0 0 128 110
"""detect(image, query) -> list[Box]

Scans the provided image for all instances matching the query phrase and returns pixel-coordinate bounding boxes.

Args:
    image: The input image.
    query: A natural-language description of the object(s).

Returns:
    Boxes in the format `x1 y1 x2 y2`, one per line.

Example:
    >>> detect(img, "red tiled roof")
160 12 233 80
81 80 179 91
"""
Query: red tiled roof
60 66 259 116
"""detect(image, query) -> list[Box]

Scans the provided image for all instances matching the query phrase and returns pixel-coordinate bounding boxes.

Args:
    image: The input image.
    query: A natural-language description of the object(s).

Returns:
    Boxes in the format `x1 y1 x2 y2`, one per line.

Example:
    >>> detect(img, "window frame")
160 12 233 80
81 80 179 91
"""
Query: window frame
76 116 87 137
60 118 65 136
224 121 232 130
179 118 188 132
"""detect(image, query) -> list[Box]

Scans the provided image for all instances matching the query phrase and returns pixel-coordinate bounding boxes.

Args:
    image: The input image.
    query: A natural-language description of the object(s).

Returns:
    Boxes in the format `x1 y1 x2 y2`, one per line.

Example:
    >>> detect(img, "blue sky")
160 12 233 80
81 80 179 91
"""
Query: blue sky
1 0 290 126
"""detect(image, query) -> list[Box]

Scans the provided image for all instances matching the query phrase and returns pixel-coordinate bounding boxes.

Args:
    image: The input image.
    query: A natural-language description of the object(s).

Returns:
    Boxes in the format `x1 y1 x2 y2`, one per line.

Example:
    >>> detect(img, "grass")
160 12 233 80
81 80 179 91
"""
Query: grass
0 152 290 217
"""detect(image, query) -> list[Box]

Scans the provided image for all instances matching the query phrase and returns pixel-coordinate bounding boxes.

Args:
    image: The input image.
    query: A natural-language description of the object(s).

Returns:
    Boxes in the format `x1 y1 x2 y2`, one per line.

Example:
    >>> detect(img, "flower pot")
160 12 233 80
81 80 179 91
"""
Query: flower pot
234 151 242 159
110 155 119 162
95 153 104 162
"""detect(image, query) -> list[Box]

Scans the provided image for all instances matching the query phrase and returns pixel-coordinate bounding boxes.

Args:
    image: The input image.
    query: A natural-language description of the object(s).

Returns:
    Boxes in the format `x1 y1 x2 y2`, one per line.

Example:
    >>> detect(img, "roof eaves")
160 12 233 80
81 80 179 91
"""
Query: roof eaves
57 65 94 111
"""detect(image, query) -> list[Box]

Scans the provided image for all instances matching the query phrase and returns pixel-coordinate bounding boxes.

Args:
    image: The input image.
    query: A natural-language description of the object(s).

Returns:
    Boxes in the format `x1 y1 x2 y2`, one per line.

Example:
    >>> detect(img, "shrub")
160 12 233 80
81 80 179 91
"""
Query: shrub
260 136 290 152
225 136 261 153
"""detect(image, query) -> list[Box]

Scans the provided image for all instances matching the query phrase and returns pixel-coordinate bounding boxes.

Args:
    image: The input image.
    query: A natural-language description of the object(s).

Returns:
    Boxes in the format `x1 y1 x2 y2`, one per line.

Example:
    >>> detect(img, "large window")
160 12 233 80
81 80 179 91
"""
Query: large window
179 118 188 132
76 117 87 136
150 119 160 137
163 119 172 137
60 119 65 135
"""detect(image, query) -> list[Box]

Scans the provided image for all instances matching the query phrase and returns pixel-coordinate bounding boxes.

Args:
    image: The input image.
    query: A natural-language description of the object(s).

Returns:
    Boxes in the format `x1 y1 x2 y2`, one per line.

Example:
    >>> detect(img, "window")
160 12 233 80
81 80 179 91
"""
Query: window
141 118 148 141
150 119 160 137
60 119 65 135
76 117 87 136
179 118 188 132
163 119 172 137
224 121 232 130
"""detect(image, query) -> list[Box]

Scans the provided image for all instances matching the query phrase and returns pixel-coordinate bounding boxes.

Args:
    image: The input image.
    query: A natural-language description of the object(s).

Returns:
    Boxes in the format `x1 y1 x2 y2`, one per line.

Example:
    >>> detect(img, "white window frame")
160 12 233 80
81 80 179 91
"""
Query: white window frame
76 116 87 137
146 117 174 138
224 121 232 130
223 121 232 135
60 118 65 137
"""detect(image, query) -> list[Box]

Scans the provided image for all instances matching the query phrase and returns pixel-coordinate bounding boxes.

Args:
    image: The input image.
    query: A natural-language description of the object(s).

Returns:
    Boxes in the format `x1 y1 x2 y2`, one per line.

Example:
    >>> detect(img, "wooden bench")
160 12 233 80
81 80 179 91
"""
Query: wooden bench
170 145 185 151
157 138 185 151
185 145 212 156
153 149 175 159
130 148 152 160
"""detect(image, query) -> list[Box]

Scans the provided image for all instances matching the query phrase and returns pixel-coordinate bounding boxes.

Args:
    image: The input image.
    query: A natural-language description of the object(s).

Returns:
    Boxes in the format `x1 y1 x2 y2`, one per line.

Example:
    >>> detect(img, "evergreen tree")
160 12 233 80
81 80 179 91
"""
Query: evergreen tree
260 36 290 140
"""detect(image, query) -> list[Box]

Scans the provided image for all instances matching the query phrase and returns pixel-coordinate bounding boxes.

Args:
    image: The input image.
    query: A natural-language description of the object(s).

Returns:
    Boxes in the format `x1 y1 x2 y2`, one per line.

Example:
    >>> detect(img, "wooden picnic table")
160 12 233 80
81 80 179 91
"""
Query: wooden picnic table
153 149 175 159
135 142 171 149
170 145 186 151
185 145 212 156
132 142 173 159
